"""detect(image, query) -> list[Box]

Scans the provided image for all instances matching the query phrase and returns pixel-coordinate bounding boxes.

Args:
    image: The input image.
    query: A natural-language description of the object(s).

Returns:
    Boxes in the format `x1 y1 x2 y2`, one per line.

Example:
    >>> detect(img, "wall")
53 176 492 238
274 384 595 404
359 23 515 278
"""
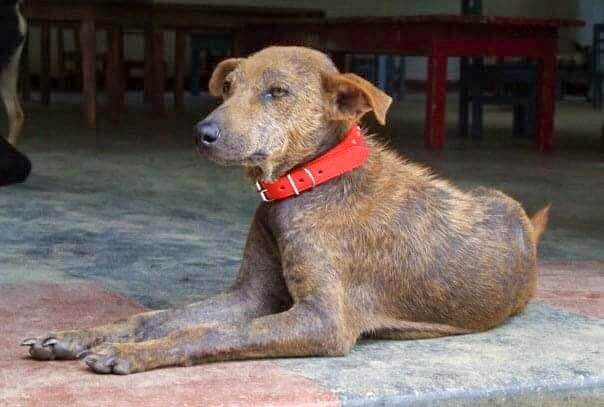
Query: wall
23 0 583 83
576 0 604 46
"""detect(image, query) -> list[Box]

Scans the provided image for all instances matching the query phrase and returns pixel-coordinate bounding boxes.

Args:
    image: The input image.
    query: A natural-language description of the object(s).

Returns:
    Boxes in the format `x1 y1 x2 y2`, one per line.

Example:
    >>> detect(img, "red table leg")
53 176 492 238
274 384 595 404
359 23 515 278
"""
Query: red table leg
80 17 97 129
424 53 448 150
536 52 557 152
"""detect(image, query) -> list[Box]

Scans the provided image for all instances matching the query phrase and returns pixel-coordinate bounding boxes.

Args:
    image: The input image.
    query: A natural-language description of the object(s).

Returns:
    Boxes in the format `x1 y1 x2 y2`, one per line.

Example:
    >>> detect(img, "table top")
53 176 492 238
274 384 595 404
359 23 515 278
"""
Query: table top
22 0 324 18
328 14 585 29
22 0 324 28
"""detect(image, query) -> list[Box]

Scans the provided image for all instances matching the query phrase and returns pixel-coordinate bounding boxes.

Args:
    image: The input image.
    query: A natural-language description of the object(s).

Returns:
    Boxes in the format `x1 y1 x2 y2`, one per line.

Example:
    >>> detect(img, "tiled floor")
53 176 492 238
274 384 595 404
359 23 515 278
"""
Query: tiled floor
1 262 602 407
0 284 338 407
536 261 604 318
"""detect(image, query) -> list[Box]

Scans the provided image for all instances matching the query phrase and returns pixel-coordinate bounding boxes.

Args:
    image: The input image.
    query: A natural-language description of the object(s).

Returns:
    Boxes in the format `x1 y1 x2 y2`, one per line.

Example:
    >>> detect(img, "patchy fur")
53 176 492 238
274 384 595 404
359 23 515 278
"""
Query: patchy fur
23 46 549 374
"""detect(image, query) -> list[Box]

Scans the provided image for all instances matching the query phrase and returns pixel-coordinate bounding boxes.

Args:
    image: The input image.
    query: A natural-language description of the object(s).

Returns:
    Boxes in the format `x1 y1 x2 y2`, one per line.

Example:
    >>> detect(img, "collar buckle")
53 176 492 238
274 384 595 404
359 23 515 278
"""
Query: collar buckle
255 181 273 202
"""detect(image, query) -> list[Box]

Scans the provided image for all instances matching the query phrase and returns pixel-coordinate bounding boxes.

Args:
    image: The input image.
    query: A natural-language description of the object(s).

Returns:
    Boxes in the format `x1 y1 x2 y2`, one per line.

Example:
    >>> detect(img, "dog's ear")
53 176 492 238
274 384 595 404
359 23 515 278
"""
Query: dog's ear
321 71 392 125
208 58 244 97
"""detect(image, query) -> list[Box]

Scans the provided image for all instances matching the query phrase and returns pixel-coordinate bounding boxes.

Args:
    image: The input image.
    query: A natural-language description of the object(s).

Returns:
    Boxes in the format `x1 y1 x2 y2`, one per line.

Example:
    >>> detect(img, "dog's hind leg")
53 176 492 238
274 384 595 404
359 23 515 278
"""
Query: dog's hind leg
1 43 25 146
365 319 476 340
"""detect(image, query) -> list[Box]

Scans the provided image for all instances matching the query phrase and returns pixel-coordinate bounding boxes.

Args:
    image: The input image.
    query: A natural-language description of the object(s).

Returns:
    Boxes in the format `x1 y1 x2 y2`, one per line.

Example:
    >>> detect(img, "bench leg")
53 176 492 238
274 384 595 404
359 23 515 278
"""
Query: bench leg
174 30 186 109
458 57 470 138
150 25 165 115
40 23 51 106
106 26 124 125
190 42 201 97
80 18 97 129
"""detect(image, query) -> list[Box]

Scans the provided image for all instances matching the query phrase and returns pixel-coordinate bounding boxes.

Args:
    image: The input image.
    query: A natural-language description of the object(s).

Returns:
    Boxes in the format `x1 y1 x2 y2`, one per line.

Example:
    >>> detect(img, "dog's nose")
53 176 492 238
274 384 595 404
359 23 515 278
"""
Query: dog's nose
196 121 221 146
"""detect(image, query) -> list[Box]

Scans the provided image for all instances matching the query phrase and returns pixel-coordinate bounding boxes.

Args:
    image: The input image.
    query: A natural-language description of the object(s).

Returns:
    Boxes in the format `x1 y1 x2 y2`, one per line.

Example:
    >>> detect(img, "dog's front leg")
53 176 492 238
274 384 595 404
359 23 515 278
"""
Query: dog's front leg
23 214 289 360
82 298 356 374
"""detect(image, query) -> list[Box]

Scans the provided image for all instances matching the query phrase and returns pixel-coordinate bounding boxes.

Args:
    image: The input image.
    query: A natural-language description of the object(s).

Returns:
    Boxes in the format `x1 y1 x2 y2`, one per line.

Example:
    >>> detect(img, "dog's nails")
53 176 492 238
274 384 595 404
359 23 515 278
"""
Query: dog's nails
42 338 57 346
104 357 118 367
84 356 98 368
76 350 92 359
21 338 36 346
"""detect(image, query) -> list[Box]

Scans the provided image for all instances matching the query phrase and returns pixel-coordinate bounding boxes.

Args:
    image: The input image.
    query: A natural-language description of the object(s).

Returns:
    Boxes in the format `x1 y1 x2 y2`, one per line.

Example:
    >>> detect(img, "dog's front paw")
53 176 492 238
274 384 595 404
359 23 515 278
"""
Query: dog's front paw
22 331 93 360
80 343 139 375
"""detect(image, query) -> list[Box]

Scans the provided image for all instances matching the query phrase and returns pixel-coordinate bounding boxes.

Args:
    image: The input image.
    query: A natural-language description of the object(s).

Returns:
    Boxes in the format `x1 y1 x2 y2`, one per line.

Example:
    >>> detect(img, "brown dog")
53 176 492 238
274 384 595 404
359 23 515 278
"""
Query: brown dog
23 46 549 375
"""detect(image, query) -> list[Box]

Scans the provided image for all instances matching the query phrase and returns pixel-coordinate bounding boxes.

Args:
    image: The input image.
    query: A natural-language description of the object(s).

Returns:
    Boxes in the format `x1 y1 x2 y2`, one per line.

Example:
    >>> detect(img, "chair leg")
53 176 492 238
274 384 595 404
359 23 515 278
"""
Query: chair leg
596 77 603 109
513 104 532 139
399 56 406 101
190 43 201 97
376 55 388 92
513 104 521 138
471 100 483 143
458 57 470 138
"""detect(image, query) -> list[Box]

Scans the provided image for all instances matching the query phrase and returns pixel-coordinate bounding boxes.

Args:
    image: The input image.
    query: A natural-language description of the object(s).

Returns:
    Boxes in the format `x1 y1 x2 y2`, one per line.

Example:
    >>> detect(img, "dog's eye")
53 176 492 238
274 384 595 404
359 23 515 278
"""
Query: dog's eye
268 86 288 98
222 81 231 95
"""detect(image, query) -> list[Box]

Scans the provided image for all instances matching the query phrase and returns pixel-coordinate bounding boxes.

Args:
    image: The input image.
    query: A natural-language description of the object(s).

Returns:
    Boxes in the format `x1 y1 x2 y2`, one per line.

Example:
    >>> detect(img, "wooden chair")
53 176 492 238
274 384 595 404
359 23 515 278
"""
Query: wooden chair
190 32 233 96
458 0 537 141
332 53 406 101
56 26 106 92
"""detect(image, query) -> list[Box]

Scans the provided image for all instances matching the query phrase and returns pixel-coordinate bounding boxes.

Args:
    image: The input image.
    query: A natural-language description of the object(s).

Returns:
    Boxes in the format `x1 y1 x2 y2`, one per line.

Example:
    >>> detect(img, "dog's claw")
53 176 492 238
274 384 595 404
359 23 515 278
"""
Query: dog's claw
24 332 91 360
42 338 57 346
84 355 99 369
76 350 92 359
104 357 117 367
21 338 36 346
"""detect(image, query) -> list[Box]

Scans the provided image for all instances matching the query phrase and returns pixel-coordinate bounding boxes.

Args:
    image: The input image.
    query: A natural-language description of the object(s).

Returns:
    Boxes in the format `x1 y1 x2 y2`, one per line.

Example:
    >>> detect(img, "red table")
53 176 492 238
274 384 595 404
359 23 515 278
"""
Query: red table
242 15 584 151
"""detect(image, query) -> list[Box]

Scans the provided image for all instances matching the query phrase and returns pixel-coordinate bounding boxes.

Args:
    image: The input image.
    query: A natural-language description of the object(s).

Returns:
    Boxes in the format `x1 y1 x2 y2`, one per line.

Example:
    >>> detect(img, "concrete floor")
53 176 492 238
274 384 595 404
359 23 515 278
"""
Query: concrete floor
1 91 602 307
1 92 603 406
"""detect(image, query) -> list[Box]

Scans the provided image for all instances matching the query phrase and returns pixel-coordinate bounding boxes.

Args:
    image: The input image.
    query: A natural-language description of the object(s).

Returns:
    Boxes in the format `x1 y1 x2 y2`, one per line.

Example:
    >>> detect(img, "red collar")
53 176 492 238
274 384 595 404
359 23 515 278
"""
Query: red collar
255 124 370 202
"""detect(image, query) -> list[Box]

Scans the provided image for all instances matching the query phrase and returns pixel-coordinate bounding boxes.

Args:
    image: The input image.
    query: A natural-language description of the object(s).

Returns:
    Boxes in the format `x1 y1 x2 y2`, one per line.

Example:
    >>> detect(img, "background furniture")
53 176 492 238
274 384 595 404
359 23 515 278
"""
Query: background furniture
330 53 406 101
190 32 234 97
21 0 324 128
242 15 583 152
592 23 604 109
467 63 537 141
557 41 591 102
458 0 537 142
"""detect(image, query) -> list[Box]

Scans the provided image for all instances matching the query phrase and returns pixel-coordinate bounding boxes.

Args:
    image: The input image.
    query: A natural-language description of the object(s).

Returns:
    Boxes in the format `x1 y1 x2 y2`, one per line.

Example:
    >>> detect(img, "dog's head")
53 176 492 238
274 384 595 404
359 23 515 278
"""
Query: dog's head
196 46 392 181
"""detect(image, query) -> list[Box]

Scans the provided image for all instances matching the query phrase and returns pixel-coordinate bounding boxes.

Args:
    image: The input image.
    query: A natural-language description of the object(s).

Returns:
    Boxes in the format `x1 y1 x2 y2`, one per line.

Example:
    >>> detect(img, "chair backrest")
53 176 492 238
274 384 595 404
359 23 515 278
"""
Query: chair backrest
462 0 482 16
594 23 604 74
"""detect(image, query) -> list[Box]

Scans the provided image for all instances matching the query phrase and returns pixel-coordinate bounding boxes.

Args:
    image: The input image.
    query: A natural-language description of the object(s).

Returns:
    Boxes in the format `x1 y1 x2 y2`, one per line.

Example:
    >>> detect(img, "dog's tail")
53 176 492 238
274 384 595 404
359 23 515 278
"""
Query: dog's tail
530 205 550 243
